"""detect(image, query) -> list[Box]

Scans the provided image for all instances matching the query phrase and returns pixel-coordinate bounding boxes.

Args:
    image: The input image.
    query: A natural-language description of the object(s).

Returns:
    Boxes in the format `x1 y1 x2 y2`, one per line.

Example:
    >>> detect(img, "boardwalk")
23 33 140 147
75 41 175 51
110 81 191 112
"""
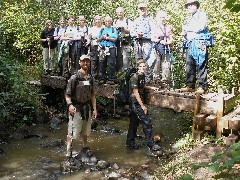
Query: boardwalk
40 75 240 142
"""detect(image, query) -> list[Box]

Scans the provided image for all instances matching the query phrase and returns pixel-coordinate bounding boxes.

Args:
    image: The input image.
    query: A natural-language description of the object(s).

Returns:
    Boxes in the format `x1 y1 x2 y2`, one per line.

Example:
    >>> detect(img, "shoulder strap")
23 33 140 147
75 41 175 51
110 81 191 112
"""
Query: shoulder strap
100 28 104 36
56 26 60 35
112 27 114 33
114 19 117 26
126 18 128 26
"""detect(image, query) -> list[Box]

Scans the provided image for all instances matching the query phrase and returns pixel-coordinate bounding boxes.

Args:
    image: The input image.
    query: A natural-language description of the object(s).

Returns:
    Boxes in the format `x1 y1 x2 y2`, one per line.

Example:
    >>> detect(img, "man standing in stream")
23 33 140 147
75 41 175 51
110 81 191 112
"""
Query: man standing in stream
65 55 97 159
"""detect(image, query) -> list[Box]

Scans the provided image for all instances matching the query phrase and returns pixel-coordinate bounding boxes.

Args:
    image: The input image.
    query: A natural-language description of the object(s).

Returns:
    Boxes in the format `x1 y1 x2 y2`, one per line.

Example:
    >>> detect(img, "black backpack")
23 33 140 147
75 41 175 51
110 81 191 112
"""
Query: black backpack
115 68 137 105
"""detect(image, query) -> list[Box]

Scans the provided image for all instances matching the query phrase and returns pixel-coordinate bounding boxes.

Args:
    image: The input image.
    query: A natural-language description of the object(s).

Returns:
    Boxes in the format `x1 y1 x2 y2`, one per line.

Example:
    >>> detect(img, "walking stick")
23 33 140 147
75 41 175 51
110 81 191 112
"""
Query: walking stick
168 46 175 88
69 114 74 174
48 41 51 66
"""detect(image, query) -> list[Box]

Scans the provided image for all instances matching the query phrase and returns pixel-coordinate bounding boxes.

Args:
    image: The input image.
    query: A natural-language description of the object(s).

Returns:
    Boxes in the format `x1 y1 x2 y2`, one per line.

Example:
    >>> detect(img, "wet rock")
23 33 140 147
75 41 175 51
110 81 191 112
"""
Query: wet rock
0 148 5 156
99 125 121 134
108 171 121 179
96 160 110 170
10 126 31 139
34 108 49 124
75 150 98 165
25 133 47 139
41 138 64 148
112 163 119 170
60 158 84 173
49 116 62 131
140 171 156 180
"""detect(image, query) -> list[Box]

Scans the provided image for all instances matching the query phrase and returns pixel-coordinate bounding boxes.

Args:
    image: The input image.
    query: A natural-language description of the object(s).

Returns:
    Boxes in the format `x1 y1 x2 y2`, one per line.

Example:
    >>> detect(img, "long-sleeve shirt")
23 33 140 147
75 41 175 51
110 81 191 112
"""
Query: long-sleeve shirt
184 11 208 41
131 16 154 40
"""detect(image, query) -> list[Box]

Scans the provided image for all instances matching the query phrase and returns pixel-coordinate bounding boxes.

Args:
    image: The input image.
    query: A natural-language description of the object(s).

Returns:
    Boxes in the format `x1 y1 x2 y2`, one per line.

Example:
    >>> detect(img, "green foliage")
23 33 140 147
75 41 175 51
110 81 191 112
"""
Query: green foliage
179 174 194 180
0 50 44 126
224 0 240 12
190 142 240 179
0 0 239 92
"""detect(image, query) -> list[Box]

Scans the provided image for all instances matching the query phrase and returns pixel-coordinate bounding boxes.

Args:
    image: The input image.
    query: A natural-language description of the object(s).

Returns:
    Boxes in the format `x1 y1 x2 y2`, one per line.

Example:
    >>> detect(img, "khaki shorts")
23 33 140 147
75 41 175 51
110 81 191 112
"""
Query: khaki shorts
67 111 92 139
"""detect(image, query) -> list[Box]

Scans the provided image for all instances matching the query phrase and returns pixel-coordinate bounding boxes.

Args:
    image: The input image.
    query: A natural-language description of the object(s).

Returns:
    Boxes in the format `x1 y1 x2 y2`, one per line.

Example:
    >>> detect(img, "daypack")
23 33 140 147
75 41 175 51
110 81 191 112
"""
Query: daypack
73 72 94 103
115 68 137 105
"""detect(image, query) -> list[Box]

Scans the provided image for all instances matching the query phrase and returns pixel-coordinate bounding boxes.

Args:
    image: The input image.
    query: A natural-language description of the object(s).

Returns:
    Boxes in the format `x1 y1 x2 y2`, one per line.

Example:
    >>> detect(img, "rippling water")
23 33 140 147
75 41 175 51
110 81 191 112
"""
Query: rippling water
0 106 186 179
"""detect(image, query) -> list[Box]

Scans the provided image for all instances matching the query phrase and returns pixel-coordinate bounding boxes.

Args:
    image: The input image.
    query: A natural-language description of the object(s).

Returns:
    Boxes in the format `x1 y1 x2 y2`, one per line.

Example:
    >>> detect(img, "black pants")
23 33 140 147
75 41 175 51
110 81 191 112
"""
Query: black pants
185 47 208 90
126 100 154 148
99 47 116 81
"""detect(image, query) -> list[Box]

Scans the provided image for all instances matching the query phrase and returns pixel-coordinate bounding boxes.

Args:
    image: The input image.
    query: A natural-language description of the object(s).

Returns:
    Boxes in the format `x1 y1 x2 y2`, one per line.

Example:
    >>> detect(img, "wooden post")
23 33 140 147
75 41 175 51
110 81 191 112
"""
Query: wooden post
216 88 224 138
192 93 201 138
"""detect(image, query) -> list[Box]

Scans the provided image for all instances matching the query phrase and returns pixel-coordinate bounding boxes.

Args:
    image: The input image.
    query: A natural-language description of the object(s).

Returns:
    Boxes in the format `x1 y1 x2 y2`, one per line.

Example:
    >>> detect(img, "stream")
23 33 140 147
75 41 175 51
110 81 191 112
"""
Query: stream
0 106 187 179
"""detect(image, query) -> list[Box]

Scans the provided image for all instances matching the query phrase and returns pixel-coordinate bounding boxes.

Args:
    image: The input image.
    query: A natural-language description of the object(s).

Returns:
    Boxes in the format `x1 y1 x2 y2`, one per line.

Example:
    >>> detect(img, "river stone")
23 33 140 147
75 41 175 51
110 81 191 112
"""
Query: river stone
34 108 49 124
112 162 119 170
40 138 64 148
108 171 121 178
96 160 110 170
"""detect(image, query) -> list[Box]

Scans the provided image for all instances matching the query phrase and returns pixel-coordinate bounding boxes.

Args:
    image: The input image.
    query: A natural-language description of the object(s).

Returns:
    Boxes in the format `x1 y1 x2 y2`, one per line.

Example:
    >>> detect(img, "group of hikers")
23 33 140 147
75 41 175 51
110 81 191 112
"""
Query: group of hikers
39 0 213 158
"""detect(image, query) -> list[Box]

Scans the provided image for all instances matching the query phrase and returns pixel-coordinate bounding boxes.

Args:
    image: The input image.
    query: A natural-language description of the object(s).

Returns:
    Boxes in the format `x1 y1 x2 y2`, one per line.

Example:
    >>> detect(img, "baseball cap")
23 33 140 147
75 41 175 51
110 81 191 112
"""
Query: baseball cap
137 3 147 9
80 55 90 61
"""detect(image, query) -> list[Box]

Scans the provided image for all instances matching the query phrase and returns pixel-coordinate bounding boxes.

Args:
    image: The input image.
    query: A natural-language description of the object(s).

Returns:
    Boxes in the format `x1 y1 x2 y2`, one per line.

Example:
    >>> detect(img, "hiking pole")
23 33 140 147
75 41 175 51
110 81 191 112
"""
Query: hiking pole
69 114 74 174
168 45 175 88
48 40 51 74
113 90 116 118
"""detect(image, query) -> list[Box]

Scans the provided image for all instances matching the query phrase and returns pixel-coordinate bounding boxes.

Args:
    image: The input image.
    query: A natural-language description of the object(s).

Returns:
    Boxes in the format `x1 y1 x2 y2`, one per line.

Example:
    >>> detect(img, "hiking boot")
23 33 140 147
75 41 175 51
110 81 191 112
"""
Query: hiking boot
196 87 205 94
98 80 105 85
81 146 91 152
49 70 54 76
180 86 195 92
146 147 158 157
152 144 162 151
107 80 115 85
125 142 140 149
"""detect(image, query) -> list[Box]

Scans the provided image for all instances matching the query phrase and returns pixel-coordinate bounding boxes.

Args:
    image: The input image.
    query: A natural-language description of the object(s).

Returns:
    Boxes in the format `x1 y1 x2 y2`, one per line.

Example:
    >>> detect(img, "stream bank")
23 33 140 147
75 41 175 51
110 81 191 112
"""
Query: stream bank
0 106 192 179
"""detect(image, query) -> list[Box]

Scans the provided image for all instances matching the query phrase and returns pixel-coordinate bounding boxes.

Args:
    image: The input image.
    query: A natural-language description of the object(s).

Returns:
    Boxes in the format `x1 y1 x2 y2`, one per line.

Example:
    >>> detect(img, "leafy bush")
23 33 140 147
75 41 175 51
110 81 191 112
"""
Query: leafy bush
0 51 44 126
190 142 240 179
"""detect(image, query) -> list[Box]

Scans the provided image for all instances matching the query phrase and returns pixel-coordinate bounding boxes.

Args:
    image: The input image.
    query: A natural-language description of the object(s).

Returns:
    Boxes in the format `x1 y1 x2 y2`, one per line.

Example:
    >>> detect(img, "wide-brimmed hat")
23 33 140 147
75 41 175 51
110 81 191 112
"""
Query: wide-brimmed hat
80 55 90 61
184 0 200 9
137 3 147 9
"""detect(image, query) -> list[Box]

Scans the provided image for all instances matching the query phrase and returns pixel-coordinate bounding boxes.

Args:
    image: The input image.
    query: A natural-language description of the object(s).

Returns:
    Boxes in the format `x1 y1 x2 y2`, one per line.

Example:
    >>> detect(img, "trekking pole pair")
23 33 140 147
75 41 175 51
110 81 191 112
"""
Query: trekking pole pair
163 44 175 88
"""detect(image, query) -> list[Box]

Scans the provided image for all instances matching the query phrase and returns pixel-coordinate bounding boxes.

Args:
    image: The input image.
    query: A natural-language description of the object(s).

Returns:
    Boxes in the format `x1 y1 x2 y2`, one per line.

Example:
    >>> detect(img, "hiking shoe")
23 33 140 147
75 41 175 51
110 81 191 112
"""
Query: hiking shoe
152 144 162 151
125 143 140 149
107 80 115 85
98 80 105 85
196 87 205 94
81 146 90 152
146 147 158 157
180 86 195 92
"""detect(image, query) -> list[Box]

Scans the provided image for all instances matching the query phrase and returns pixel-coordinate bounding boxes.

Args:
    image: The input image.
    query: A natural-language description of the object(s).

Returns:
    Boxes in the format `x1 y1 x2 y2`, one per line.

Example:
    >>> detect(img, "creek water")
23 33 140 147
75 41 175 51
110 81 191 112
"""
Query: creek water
0 106 186 179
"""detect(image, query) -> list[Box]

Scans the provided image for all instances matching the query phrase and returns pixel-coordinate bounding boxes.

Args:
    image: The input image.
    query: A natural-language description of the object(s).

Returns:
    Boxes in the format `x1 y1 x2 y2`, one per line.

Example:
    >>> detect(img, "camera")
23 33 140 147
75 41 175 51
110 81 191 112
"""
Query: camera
117 27 123 31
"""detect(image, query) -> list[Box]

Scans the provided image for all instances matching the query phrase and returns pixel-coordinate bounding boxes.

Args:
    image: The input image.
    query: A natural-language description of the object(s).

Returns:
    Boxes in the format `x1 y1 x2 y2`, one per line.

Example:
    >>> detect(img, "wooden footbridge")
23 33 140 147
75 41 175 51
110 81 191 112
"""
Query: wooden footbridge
40 75 240 144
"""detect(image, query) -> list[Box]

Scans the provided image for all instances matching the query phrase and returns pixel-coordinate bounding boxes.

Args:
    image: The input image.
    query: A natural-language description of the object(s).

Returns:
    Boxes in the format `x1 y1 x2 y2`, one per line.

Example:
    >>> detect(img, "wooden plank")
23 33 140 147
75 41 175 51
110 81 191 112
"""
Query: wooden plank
192 93 200 138
216 88 224 138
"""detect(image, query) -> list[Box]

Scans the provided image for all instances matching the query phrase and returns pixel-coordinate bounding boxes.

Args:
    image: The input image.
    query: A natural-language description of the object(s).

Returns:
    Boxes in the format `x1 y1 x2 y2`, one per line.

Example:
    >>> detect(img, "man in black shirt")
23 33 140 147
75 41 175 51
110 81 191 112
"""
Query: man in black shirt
126 59 161 156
